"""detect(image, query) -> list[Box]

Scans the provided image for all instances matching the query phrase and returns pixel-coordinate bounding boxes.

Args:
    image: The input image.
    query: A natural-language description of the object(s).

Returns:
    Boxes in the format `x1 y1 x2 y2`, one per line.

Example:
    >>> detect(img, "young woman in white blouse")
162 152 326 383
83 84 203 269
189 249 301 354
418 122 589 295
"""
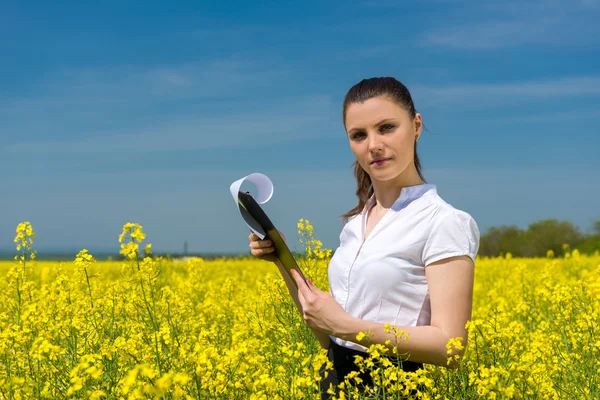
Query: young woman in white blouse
248 77 480 397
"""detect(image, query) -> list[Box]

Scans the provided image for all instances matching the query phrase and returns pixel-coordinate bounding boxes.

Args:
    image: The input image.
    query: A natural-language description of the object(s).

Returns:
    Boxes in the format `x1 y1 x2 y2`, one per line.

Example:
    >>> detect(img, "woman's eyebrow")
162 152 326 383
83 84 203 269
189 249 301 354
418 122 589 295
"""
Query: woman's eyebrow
374 118 396 126
348 118 396 134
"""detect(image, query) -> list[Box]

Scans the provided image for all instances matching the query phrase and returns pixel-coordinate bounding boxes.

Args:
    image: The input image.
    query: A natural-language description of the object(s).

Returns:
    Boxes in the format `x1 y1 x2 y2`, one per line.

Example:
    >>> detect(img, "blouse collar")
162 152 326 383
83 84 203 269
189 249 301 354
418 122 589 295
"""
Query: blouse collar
365 183 437 213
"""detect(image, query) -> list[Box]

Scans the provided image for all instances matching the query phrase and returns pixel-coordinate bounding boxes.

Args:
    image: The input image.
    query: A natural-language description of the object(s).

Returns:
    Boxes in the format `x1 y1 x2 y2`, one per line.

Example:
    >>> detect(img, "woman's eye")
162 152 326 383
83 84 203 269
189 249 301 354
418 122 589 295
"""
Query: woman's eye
379 124 395 132
351 132 366 140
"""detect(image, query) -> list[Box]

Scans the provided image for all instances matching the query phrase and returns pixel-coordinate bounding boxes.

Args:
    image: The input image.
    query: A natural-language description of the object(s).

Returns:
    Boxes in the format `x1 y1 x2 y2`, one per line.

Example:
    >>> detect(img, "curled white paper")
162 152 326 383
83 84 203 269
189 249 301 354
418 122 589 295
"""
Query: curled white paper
230 173 274 240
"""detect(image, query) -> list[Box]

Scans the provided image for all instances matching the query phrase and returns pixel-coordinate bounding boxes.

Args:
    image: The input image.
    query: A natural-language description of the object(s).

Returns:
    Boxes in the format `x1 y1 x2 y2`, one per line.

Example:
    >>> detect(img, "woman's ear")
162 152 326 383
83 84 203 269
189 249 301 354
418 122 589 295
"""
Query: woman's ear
414 113 423 137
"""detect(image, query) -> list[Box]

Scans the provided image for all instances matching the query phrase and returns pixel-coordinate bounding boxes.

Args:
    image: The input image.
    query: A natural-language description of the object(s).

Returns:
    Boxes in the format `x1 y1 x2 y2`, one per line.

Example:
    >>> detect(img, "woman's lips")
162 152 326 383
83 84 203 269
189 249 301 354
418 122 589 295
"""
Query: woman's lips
371 158 390 167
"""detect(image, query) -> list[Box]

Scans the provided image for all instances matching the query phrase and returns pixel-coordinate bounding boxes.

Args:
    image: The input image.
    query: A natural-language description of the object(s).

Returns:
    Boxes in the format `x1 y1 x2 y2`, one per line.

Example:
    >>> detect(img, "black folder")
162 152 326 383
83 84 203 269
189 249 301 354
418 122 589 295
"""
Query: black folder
237 190 309 289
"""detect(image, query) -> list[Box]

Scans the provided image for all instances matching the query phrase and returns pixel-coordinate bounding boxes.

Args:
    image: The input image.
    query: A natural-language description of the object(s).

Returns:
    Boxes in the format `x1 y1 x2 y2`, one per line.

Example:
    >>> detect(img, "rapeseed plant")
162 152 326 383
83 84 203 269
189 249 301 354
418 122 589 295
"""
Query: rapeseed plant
0 221 597 398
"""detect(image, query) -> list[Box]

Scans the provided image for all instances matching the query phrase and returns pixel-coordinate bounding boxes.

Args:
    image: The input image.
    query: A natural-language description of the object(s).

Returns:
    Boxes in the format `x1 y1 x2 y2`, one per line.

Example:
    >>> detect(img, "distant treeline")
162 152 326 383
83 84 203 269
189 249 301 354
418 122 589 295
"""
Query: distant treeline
479 218 600 257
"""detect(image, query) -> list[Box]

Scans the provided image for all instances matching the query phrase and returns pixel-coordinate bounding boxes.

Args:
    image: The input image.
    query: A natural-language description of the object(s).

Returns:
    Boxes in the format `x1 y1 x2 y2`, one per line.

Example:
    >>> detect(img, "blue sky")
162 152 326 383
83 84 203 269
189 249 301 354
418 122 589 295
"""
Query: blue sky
1 0 599 255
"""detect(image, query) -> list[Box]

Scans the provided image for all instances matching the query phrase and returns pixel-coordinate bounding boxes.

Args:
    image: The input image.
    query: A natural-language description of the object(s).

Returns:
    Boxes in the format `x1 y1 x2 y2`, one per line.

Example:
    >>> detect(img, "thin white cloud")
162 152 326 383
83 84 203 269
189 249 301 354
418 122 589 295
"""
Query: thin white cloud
411 76 600 108
423 0 600 49
0 58 331 150
3 95 336 153
1 58 289 113
498 108 600 123
424 18 560 50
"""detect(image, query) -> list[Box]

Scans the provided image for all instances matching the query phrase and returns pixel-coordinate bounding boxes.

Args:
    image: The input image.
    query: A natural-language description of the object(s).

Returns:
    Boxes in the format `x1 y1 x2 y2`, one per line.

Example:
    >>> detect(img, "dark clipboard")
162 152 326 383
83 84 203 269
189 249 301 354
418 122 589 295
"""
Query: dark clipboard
237 190 310 289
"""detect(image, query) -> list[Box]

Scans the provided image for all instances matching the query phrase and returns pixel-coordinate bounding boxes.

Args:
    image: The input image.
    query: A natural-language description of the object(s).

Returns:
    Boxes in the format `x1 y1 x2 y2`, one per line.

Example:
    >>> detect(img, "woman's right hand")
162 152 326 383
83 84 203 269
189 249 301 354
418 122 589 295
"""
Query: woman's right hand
248 230 286 263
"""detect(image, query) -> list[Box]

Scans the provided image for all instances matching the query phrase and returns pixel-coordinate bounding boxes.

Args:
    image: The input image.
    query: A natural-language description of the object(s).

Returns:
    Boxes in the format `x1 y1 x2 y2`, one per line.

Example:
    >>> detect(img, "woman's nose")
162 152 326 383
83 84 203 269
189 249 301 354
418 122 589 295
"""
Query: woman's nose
367 133 383 151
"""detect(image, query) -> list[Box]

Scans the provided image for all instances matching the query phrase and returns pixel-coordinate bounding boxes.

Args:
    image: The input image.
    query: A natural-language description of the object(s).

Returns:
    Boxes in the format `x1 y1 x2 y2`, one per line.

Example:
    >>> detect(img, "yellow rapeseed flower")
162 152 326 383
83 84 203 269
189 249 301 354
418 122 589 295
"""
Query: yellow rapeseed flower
0 220 597 399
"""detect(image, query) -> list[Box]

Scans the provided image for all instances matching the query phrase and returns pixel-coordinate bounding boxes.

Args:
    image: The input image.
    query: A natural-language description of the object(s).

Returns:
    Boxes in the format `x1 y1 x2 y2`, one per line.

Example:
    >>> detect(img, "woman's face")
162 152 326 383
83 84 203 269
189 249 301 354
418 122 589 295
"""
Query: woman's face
344 96 422 183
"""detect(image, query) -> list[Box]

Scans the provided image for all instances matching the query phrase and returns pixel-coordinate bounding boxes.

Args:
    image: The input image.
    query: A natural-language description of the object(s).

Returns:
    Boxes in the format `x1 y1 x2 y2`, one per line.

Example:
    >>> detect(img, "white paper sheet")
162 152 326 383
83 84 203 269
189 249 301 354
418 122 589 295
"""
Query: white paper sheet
229 173 274 240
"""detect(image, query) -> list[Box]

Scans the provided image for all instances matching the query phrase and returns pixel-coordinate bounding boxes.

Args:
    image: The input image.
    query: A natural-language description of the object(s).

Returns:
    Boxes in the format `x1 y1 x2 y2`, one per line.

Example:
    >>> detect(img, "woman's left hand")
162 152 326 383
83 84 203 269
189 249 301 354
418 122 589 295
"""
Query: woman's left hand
290 269 355 337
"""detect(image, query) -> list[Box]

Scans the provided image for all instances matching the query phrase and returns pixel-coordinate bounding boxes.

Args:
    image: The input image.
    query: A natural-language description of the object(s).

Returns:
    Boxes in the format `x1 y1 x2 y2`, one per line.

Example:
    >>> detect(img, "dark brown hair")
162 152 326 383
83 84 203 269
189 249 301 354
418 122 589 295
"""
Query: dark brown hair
341 77 426 221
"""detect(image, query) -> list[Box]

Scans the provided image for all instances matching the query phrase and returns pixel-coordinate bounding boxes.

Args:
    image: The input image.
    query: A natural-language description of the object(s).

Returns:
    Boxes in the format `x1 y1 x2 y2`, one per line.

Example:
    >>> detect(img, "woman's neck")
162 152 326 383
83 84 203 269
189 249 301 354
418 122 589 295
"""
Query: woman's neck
370 167 424 211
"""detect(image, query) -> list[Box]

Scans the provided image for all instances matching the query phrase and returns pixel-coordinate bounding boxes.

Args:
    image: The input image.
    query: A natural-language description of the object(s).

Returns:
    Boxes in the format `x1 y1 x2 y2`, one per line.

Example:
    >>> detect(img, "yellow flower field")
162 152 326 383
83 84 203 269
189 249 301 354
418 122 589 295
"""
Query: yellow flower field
0 221 599 399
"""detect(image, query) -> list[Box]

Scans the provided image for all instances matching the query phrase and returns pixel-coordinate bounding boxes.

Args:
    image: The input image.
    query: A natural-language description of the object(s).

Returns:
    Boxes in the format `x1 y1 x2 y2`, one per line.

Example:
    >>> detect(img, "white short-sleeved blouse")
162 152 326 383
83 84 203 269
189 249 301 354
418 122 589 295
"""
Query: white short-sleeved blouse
328 183 480 352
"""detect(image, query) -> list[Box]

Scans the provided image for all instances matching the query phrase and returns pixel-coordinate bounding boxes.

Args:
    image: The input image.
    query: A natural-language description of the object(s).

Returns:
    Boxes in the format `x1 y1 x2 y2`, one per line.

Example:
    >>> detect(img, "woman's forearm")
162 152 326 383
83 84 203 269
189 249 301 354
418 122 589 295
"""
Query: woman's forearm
337 318 466 368
274 260 330 349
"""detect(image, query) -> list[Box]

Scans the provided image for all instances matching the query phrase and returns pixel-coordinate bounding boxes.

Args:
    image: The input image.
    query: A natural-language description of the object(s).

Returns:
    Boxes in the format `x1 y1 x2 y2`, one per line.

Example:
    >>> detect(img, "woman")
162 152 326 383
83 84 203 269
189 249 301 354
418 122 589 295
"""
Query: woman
248 77 480 398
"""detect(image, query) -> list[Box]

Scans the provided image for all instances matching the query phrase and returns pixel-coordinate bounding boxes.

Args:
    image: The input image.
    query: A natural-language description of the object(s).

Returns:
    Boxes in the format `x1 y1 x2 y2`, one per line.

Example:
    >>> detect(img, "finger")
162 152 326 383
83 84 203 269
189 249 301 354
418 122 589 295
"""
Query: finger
249 232 260 241
291 269 313 299
297 284 305 307
249 239 273 249
250 246 275 257
249 239 273 251
249 230 264 241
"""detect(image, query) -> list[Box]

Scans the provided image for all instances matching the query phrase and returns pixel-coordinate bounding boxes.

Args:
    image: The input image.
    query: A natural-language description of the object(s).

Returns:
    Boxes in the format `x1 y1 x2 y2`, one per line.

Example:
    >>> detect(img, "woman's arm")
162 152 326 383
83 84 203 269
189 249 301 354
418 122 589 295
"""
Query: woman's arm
292 255 474 367
274 259 331 349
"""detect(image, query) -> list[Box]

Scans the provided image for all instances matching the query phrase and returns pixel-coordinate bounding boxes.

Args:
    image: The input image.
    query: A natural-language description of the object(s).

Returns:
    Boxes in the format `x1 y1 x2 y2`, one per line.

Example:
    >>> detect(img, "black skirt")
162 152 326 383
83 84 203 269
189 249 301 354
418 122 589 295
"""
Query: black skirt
319 338 424 400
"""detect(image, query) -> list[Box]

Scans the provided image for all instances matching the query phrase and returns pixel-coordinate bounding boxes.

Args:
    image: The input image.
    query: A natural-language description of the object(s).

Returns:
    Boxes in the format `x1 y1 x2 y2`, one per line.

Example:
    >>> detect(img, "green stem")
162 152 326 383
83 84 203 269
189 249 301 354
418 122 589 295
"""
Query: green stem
22 248 27 276
16 275 22 326
135 249 162 374
84 267 94 308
